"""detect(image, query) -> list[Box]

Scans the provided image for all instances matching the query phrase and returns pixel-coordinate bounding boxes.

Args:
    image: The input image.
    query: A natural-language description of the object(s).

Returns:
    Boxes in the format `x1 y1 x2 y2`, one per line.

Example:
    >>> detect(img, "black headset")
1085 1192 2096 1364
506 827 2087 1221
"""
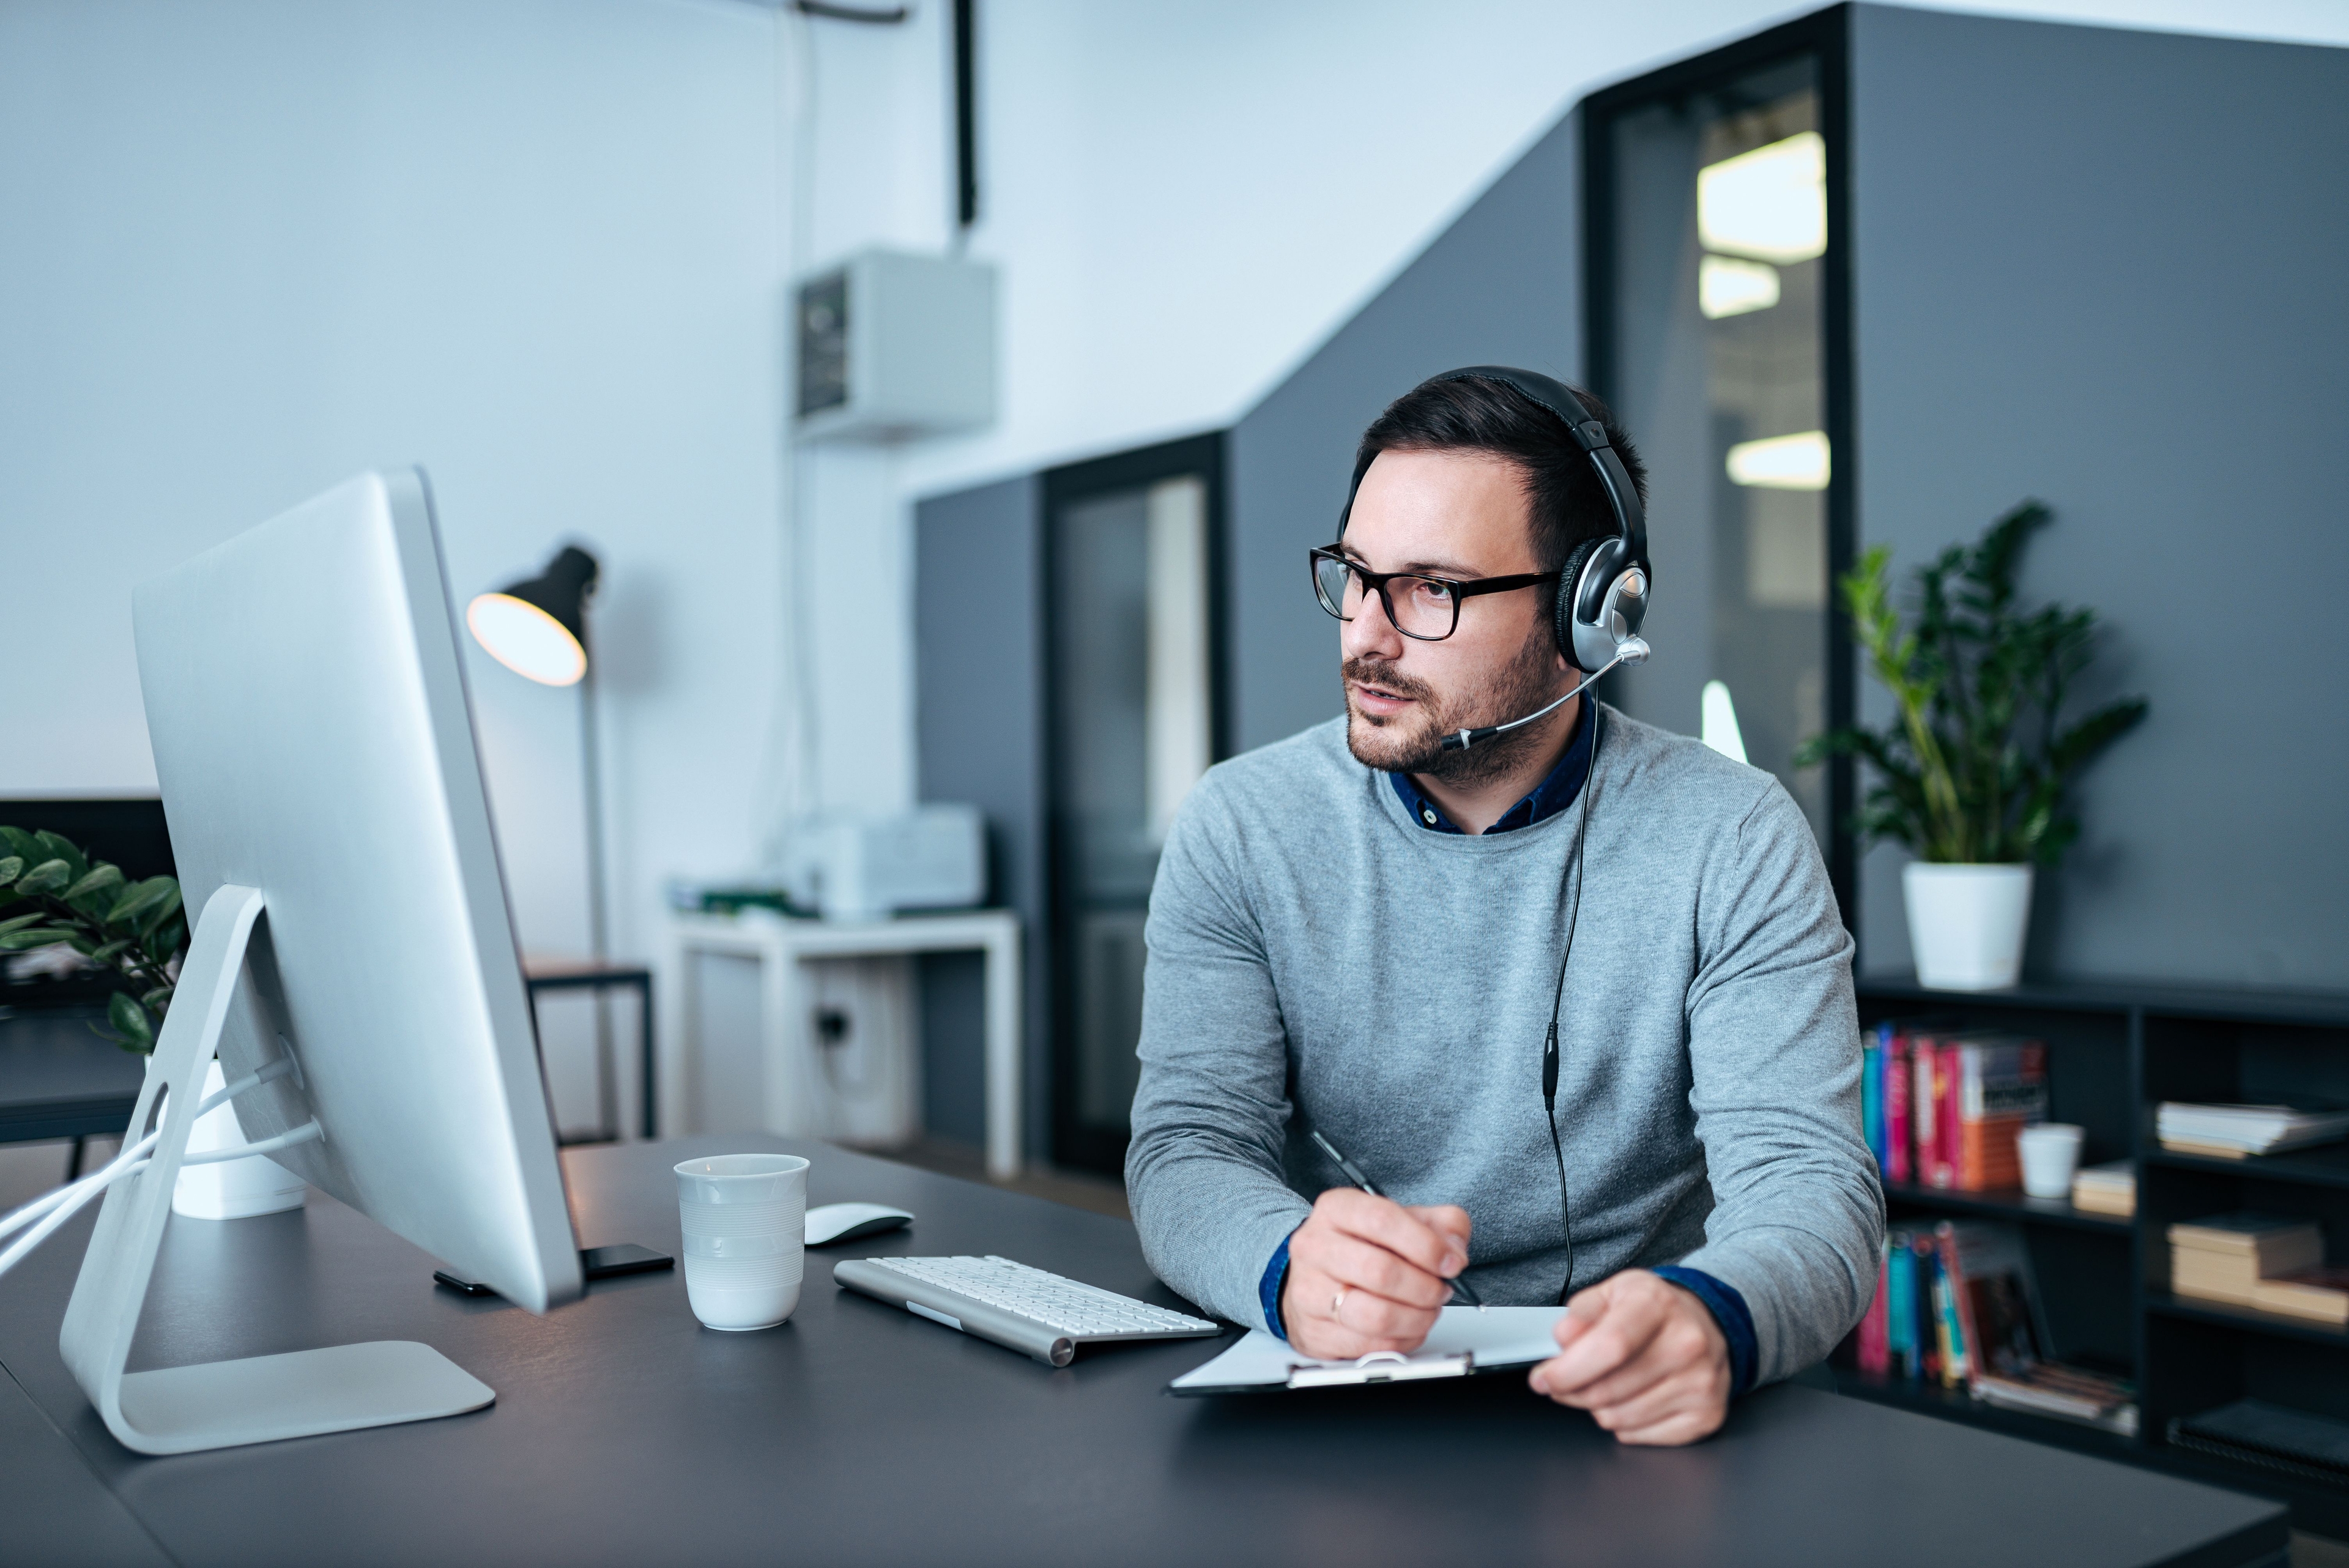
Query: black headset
1335 365 1652 675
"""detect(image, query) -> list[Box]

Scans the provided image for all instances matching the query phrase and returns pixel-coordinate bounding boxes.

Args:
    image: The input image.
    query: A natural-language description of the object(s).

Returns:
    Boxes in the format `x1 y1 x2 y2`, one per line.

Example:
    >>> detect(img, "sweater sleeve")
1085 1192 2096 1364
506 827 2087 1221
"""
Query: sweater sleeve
1123 779 1313 1331
1668 778 1885 1387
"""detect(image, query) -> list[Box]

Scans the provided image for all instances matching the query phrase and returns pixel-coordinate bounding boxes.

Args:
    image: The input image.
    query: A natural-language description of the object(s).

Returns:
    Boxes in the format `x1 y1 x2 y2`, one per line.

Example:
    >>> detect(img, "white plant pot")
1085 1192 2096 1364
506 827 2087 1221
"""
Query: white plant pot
171 1058 308 1219
1903 862 2034 992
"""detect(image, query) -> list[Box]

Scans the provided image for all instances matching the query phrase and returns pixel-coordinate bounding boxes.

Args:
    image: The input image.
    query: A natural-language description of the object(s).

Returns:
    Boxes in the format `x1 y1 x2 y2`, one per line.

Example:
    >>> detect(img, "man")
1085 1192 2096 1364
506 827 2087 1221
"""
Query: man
1124 370 1881 1446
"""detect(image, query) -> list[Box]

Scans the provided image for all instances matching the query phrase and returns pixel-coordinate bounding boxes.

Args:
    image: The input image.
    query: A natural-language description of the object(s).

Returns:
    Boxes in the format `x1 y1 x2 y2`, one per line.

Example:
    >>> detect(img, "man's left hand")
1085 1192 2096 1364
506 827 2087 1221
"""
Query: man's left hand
1527 1270 1731 1446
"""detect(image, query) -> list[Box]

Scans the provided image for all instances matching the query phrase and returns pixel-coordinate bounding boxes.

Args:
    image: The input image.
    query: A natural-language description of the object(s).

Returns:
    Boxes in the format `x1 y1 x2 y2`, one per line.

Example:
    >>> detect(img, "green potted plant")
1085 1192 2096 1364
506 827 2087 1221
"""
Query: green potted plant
0 828 303 1216
1797 502 2147 990
0 827 184 1046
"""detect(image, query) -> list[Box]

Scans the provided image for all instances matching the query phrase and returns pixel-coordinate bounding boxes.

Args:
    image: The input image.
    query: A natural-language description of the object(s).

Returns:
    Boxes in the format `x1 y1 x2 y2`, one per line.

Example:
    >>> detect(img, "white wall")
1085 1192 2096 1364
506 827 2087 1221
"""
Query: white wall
0 0 789 1105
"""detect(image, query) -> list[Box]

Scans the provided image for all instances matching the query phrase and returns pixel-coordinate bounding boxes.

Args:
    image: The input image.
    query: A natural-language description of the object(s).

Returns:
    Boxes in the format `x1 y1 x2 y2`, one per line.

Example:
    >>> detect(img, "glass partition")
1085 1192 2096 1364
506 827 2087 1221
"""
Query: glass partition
1045 438 1225 1173
1587 32 1851 908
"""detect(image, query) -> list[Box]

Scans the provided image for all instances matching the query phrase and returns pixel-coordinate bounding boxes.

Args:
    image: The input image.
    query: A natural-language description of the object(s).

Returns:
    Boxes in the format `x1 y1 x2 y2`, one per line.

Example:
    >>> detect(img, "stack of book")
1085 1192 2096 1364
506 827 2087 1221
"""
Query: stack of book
2167 1213 2341 1321
1975 1364 2139 1433
2157 1102 2349 1159
1854 1219 2137 1435
2248 1268 2349 1325
1861 1024 2050 1192
2069 1161 2135 1217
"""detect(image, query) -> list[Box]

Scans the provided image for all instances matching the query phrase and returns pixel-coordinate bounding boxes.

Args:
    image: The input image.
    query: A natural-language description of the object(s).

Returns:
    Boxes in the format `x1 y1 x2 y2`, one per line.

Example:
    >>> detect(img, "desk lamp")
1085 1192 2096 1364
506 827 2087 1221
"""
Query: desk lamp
466 546 615 1131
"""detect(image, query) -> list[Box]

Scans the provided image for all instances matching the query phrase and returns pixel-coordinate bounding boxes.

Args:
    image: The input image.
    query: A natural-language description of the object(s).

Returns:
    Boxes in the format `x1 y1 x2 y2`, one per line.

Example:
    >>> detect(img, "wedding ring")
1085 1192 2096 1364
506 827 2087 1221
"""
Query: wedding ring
1331 1289 1348 1320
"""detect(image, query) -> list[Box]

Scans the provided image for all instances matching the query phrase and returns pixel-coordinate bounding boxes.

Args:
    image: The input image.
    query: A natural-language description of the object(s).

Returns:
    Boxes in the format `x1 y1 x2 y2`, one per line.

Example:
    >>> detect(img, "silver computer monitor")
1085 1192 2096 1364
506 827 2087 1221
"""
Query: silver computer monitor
59 469 581 1454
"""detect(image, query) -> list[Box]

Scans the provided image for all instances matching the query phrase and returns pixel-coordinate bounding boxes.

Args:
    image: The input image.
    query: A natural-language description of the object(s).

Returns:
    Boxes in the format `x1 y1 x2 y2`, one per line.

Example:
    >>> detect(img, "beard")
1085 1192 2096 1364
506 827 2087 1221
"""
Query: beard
1343 622 1568 789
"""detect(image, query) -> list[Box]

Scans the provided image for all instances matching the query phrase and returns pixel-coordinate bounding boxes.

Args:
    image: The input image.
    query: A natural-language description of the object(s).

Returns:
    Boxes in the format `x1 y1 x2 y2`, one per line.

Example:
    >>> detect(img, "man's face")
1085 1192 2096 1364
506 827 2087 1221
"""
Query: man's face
1337 448 1568 781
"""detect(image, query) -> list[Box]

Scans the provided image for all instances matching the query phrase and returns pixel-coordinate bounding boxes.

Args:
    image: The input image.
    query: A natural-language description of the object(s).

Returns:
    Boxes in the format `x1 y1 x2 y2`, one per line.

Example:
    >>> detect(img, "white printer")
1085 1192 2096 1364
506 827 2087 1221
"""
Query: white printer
778 805 987 923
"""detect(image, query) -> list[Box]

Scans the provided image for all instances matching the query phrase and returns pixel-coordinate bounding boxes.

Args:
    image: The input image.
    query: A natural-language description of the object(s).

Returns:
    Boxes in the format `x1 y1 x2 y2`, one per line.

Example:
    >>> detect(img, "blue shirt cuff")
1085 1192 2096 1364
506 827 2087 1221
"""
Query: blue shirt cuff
1260 1232 1294 1342
1650 1265 1757 1397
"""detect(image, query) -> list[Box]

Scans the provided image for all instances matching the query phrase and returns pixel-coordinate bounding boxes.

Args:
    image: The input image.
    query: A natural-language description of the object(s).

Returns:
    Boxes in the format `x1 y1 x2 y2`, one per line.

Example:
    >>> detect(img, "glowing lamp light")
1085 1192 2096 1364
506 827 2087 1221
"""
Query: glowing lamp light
1701 680 1749 765
1699 255 1781 320
466 546 598 686
1726 429 1831 491
1697 131 1827 266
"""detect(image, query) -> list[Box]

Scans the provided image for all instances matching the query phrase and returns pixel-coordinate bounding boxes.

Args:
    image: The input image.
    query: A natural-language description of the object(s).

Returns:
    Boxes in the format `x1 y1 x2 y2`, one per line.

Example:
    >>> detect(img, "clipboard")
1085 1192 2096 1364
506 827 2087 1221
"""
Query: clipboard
1168 1306 1567 1395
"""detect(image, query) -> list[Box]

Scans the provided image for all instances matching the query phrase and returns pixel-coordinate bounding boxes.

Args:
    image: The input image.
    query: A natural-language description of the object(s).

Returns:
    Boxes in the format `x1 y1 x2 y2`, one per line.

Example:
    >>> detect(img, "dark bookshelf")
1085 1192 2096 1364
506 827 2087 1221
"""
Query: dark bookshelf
2145 1143 2349 1190
1835 1366 2140 1458
1883 1180 2132 1235
2145 1292 2349 1347
1846 975 2349 1537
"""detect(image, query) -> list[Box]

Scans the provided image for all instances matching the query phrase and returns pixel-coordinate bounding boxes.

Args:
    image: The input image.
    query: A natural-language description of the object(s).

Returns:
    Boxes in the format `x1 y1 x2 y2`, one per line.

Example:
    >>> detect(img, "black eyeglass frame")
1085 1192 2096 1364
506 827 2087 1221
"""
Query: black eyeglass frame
1308 546 1560 642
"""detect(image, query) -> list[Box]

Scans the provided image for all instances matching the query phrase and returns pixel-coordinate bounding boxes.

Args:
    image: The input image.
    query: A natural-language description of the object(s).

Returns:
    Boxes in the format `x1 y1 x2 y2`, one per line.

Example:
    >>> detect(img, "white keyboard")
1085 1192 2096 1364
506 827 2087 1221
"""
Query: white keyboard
832 1254 1221 1366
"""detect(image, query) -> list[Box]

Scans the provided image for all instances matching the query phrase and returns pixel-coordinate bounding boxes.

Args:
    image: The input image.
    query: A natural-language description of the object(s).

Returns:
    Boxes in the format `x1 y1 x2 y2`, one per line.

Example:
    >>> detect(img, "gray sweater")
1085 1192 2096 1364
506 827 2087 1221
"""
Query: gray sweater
1123 707 1883 1388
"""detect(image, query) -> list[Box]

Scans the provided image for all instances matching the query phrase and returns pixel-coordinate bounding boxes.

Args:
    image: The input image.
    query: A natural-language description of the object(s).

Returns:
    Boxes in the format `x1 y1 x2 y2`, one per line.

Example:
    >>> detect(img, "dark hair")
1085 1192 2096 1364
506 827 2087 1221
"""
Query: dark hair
1351 374 1646 573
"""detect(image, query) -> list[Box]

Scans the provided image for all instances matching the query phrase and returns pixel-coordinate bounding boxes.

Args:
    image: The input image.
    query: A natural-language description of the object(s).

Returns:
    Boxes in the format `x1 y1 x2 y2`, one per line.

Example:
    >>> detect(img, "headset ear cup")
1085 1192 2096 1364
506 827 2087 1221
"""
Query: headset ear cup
1554 541 1598 669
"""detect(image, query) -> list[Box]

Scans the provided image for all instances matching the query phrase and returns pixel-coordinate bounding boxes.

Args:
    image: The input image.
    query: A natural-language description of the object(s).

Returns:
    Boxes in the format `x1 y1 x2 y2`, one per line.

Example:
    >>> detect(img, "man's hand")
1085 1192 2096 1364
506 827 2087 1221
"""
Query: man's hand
1527 1270 1731 1446
1280 1188 1471 1360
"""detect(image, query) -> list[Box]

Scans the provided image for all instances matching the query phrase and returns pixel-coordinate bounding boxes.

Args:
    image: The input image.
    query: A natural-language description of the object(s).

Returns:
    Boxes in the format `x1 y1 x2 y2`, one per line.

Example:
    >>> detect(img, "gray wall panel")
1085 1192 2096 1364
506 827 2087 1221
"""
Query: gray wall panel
1228 114 1584 752
913 474 1052 1154
1850 6 2349 986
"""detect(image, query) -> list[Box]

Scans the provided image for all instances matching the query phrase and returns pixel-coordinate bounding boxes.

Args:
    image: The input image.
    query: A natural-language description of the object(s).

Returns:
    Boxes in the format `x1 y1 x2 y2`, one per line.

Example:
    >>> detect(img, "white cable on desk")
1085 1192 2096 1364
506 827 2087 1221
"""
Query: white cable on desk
0 1057 302 1282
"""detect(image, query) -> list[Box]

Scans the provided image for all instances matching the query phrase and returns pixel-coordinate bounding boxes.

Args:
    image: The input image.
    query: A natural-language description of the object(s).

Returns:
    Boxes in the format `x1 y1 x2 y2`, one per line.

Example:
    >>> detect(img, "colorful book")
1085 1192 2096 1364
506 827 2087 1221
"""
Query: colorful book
1913 1036 1945 1189
1858 1242 1890 1373
1937 1041 1962 1190
1885 1235 1917 1375
1931 1243 1967 1386
1914 1231 1943 1383
1938 1221 2045 1384
1863 1025 1887 1175
1886 1029 1912 1186
1954 1037 2048 1190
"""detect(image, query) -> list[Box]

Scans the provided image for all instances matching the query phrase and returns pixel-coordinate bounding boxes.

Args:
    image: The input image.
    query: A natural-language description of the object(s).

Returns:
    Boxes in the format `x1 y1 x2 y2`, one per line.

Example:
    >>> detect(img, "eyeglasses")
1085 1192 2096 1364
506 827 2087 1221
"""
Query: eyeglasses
1308 546 1560 642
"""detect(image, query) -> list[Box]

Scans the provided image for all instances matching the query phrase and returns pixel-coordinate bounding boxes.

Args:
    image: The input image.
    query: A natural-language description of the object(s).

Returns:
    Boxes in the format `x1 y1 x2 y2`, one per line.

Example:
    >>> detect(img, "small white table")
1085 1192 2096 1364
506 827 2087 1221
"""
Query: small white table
667 910 1023 1178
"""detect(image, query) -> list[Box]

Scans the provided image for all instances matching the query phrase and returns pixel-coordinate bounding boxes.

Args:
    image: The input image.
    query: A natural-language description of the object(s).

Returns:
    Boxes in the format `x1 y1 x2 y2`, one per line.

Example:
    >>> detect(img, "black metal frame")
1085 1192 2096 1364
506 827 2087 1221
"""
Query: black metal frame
1579 2 1858 935
523 964 656 1143
1308 547 1561 641
1039 431 1230 1175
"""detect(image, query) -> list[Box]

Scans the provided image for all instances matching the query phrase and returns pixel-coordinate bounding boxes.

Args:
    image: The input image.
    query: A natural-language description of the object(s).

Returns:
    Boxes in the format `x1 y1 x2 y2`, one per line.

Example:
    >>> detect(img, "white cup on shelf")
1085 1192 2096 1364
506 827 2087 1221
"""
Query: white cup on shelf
2019 1123 2085 1200
674 1153 809 1331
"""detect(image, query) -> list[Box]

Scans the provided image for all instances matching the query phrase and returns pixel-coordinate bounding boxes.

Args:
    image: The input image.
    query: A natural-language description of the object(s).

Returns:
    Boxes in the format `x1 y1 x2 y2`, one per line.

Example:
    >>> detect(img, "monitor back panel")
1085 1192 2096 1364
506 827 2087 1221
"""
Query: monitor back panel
132 470 579 1311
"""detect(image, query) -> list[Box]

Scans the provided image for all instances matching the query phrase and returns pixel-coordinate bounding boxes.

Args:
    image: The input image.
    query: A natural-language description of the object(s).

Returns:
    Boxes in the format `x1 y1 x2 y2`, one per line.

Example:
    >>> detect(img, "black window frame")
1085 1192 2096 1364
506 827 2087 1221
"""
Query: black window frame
1039 430 1231 1175
1579 2 1859 933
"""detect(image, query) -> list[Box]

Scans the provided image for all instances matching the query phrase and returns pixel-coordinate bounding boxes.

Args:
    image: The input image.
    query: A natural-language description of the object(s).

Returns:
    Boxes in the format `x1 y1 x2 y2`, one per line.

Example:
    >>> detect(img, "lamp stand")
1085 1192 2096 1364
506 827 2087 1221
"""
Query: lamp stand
579 665 617 1140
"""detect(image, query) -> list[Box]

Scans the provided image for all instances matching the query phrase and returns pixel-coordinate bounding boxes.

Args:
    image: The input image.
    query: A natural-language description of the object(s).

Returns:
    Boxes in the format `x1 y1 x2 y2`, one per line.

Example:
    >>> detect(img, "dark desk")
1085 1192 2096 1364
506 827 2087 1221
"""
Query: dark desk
0 1008 145 1172
0 1137 2288 1567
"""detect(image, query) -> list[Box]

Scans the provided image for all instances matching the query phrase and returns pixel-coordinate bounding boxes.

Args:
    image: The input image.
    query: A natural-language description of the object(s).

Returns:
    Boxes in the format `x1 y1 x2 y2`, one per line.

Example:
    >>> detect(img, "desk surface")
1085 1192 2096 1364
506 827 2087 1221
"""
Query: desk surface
0 1135 2288 1568
0 1007 146 1142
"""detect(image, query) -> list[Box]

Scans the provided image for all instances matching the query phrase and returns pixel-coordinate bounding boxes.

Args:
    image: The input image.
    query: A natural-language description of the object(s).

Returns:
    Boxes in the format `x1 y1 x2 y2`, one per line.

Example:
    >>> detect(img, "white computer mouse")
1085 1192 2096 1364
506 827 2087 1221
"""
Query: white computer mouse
804 1202 915 1247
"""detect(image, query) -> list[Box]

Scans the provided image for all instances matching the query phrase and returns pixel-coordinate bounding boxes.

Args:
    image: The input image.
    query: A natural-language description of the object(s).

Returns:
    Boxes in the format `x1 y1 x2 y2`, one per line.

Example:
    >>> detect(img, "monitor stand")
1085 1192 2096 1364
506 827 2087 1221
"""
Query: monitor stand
58 884 495 1455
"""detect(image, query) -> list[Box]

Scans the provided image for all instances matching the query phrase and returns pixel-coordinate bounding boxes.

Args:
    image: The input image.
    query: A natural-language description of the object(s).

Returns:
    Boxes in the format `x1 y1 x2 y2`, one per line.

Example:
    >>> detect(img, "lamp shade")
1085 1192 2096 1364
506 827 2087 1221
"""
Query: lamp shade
467 546 598 686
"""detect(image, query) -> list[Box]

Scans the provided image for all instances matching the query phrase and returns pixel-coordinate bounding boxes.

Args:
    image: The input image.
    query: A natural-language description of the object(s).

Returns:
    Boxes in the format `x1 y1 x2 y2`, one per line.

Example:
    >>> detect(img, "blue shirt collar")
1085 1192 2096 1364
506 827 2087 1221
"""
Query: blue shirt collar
1387 696 1595 836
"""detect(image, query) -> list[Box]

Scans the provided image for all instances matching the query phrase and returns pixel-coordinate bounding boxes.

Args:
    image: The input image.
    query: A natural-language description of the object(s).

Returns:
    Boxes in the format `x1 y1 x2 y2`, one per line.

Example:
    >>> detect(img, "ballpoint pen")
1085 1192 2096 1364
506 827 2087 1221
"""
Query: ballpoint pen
1308 1128 1483 1307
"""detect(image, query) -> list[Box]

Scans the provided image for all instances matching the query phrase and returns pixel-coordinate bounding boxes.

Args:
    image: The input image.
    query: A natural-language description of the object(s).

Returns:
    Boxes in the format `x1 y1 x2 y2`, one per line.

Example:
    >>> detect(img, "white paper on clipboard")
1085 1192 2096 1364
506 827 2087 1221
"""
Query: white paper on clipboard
1168 1306 1568 1395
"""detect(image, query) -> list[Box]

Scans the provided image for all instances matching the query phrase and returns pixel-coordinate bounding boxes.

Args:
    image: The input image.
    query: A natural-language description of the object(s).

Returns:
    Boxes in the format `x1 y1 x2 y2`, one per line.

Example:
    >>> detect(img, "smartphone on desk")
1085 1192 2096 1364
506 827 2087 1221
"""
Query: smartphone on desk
434 1243 673 1296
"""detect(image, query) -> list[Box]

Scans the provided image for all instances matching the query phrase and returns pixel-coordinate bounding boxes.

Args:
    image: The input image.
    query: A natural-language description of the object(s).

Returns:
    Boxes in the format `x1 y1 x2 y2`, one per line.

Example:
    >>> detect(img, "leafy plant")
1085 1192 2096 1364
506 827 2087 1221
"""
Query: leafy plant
0 827 185 1052
1794 501 2147 866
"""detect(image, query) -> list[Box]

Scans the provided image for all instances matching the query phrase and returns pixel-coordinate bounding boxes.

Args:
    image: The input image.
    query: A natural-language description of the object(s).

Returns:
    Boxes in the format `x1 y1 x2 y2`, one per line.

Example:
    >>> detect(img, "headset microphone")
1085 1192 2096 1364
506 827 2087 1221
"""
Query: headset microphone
1436 635 1649 752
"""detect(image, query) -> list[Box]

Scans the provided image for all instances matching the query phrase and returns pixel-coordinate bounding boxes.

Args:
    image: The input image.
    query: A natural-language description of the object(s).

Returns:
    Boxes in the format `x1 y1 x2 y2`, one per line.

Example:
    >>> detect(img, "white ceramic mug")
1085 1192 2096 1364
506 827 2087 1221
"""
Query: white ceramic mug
2019 1123 2085 1200
675 1153 808 1331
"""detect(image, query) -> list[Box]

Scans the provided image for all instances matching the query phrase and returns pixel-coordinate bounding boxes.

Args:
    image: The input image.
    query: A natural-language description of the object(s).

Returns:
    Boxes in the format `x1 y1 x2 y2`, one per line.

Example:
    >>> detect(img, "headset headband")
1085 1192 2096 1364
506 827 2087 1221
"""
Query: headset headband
1337 366 1647 573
